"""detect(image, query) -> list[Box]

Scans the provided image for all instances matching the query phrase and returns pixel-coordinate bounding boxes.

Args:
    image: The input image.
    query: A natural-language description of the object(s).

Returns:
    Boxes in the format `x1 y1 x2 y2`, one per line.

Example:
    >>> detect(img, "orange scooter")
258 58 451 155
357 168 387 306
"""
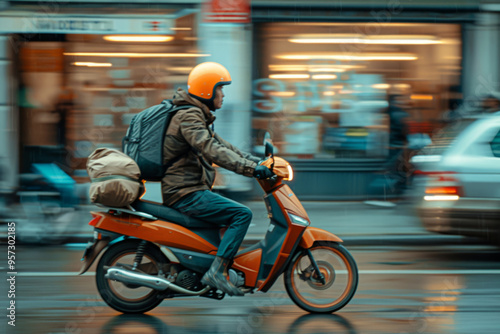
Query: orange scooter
79 137 358 314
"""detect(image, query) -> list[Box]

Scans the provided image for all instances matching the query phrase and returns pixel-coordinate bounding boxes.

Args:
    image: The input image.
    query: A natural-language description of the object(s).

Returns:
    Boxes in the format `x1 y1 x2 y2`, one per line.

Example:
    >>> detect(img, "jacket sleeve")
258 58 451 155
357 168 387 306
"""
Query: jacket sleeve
214 132 261 163
178 109 257 177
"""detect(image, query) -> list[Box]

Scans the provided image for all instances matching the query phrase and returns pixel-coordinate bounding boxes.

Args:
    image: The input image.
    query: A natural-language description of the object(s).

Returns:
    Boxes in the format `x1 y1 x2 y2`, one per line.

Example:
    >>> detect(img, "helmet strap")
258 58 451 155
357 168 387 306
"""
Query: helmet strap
189 93 216 111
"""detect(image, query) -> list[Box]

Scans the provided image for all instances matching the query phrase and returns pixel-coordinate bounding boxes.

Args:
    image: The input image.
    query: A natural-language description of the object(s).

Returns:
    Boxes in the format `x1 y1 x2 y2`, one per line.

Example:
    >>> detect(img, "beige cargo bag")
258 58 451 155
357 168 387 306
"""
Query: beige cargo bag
87 148 142 207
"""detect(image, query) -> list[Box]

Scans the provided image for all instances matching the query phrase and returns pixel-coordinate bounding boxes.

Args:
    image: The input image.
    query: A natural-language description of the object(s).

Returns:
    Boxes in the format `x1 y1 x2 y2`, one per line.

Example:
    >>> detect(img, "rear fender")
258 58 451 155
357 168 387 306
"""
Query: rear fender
299 227 343 249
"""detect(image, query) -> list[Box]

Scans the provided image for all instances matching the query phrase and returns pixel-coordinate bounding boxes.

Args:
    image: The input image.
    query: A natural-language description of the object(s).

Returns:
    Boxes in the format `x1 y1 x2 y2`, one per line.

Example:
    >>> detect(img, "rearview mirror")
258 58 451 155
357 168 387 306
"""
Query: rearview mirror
265 141 274 157
263 132 273 157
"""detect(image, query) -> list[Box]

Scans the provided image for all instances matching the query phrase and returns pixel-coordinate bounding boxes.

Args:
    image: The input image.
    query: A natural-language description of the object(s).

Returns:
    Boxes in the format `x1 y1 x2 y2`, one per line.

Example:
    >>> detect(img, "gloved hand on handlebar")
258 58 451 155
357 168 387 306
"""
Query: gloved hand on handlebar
253 165 275 179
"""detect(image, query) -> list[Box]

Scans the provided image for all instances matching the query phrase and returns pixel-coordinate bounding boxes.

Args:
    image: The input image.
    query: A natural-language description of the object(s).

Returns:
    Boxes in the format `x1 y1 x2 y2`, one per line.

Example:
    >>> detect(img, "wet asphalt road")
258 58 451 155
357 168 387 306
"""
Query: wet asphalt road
1 244 500 334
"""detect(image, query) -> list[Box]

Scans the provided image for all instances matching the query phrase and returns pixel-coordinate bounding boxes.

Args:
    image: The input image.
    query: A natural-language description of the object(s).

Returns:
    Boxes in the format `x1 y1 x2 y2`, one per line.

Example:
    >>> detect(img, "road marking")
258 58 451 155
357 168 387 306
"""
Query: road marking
13 269 500 277
17 272 95 276
359 270 500 275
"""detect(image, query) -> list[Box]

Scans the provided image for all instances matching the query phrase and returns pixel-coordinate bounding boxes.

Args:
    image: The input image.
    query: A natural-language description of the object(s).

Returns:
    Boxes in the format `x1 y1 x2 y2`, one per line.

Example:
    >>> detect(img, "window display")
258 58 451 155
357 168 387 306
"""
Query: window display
17 13 200 180
253 22 462 159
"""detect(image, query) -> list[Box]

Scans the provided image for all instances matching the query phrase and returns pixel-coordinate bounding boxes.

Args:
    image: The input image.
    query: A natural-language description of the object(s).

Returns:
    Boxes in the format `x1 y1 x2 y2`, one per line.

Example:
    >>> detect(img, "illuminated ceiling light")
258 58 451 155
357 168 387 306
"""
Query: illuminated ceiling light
330 65 366 69
362 55 418 60
268 66 345 73
290 38 362 43
269 64 364 70
269 64 364 72
289 33 360 44
268 65 309 71
411 94 434 100
168 66 193 72
64 52 210 58
424 195 459 201
312 74 338 80
104 35 174 42
365 38 441 45
289 34 442 45
393 83 412 89
72 62 112 67
83 87 156 92
276 53 418 61
323 91 336 96
171 27 192 31
309 68 345 73
269 91 296 97
441 38 461 45
372 83 391 89
269 74 310 79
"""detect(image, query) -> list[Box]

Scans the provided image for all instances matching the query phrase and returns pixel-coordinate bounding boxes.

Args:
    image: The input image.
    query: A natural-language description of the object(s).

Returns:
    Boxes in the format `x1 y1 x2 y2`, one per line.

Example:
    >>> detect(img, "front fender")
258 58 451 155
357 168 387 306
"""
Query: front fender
299 226 343 249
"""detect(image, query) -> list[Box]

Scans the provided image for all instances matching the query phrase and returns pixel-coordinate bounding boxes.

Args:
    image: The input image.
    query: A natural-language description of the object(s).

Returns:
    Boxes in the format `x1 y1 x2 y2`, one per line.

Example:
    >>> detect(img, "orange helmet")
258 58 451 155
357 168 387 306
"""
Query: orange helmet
188 62 232 110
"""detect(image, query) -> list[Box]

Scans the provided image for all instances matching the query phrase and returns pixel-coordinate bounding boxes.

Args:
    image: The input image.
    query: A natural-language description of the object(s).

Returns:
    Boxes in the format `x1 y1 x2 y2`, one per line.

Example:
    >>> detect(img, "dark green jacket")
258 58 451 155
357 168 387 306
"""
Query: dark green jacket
161 88 259 206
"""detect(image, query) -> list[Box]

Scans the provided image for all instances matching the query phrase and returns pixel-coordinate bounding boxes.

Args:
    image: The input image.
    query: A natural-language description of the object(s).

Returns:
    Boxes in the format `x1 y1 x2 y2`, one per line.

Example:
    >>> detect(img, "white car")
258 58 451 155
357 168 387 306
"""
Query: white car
411 113 500 244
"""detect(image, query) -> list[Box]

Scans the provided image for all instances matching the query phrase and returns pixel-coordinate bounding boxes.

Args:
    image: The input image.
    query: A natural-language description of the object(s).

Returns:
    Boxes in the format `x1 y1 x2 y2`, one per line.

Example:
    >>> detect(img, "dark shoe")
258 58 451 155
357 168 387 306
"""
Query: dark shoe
201 256 243 296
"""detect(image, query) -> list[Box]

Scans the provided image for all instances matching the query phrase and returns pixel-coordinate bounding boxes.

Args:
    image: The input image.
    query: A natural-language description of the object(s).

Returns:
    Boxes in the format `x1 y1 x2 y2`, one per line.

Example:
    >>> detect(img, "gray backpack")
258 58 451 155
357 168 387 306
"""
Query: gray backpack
123 100 193 181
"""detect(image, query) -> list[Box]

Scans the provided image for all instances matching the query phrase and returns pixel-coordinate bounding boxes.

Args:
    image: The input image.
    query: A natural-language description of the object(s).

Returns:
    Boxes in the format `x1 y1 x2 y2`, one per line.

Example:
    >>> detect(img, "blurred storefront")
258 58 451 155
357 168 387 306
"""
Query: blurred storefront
0 3 202 203
1 0 499 202
250 1 469 199
252 22 461 158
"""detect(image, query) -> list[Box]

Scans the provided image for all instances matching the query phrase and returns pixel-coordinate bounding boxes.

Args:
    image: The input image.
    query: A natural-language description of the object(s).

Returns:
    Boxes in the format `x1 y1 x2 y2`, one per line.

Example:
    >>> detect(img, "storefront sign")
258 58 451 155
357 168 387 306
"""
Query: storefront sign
0 14 172 34
34 19 114 32
203 0 251 23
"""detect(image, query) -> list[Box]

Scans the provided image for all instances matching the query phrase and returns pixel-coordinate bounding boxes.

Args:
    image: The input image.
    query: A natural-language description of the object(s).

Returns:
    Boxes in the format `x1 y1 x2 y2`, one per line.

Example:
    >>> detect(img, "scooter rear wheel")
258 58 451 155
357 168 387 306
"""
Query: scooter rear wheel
284 242 358 313
95 239 168 314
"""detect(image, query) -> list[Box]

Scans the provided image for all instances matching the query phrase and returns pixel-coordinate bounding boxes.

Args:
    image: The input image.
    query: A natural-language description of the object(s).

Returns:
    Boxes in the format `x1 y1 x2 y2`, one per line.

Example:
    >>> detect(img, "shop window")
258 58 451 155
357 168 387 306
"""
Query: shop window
17 12 199 181
253 22 462 159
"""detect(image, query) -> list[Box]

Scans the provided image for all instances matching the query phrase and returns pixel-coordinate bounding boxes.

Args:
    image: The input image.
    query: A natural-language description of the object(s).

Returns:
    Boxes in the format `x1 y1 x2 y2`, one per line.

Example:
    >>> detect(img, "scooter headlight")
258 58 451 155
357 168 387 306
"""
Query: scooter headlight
284 164 294 181
288 213 310 226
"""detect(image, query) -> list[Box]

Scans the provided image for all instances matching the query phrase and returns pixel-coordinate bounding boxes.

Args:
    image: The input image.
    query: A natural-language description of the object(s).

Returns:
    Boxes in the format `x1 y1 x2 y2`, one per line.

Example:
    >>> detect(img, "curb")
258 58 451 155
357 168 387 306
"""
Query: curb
6 233 486 247
338 234 485 246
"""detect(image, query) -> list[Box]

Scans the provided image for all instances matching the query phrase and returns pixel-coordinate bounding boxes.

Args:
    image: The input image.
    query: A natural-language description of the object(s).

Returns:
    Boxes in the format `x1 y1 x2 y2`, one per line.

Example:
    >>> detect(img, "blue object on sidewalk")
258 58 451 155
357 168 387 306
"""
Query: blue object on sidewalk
32 163 76 206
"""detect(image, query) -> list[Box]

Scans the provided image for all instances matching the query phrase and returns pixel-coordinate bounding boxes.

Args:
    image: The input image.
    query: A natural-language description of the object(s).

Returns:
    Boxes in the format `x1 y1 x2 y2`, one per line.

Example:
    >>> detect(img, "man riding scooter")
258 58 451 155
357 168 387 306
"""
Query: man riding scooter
161 62 274 296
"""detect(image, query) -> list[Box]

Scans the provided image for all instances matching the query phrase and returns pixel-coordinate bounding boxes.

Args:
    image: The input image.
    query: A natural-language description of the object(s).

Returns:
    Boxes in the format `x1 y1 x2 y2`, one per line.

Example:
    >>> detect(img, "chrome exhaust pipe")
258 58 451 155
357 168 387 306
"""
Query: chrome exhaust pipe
105 267 211 296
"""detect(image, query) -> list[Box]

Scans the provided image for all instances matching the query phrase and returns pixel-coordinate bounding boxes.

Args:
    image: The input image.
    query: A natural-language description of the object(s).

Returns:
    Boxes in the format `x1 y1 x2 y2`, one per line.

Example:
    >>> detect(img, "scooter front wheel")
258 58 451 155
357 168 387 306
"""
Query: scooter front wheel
95 239 168 314
284 242 358 313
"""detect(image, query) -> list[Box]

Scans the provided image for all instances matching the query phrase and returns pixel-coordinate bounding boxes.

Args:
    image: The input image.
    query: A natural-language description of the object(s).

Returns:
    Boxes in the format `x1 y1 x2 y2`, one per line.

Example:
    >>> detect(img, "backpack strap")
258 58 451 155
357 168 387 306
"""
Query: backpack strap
163 102 202 172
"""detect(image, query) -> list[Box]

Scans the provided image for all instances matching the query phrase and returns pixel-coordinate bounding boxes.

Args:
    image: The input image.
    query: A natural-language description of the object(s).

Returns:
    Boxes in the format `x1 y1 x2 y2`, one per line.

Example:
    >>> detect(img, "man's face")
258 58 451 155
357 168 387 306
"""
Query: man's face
214 86 224 110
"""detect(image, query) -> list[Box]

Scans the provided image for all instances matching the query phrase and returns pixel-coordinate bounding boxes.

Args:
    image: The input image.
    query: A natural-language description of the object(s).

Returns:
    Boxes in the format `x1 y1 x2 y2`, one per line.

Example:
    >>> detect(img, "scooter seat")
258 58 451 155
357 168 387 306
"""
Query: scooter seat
131 200 215 229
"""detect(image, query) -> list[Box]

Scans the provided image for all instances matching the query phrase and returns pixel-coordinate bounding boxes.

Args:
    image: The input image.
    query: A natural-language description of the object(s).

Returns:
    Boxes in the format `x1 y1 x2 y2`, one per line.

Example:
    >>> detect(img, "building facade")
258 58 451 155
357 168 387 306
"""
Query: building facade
0 0 499 201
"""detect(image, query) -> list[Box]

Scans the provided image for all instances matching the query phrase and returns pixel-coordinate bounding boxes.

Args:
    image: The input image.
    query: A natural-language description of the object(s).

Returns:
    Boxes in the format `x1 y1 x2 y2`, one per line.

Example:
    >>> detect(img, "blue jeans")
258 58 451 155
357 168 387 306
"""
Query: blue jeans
171 190 252 259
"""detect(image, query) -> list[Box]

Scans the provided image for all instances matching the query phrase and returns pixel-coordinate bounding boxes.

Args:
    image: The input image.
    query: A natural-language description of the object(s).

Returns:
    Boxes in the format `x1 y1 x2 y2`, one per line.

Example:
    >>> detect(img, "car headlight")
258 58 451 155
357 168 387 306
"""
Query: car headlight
288 213 310 226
